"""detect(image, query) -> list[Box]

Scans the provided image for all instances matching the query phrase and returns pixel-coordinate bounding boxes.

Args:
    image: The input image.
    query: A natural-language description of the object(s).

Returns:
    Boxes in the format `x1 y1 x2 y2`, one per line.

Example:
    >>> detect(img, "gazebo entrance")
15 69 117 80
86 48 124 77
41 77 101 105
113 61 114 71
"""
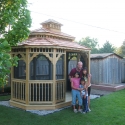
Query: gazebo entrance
66 52 89 91
10 19 90 110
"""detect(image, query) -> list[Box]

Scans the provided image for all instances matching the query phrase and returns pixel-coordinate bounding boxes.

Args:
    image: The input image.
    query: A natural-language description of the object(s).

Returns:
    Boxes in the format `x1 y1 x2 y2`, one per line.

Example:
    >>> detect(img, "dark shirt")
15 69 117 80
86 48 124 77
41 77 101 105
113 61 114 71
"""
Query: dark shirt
69 68 83 78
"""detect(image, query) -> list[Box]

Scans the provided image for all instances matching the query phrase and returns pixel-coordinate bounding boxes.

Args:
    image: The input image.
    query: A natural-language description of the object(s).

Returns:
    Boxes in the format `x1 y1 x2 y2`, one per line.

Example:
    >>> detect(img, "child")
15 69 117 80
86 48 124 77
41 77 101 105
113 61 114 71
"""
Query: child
82 67 91 111
71 72 82 113
80 78 89 114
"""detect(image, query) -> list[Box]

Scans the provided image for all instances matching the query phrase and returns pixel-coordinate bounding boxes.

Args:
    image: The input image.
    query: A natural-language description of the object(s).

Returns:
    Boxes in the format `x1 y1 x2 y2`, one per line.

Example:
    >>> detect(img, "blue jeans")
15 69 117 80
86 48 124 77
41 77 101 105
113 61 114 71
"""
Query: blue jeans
72 89 82 106
83 96 88 112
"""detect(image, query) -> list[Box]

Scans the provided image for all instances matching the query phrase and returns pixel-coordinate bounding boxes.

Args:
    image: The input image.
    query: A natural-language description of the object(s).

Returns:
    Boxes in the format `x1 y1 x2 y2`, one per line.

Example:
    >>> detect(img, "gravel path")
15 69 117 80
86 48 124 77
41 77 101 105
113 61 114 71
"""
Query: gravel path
0 94 101 116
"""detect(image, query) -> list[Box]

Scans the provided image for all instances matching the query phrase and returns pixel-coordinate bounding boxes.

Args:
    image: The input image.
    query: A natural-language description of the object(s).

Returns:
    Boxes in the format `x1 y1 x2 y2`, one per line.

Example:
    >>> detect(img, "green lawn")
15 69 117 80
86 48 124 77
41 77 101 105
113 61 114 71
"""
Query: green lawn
0 95 10 101
0 90 125 125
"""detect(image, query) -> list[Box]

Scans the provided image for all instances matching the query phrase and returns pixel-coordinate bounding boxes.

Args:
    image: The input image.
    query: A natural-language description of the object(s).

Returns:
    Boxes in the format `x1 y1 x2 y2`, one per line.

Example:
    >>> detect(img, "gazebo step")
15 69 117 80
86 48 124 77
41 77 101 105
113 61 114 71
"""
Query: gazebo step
9 100 71 110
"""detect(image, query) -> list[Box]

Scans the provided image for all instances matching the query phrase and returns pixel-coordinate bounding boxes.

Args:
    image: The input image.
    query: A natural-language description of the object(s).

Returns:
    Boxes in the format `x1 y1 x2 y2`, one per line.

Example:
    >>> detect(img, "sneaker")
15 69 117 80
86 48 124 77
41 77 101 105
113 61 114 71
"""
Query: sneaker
82 111 86 114
78 109 82 113
74 109 78 113
88 108 91 112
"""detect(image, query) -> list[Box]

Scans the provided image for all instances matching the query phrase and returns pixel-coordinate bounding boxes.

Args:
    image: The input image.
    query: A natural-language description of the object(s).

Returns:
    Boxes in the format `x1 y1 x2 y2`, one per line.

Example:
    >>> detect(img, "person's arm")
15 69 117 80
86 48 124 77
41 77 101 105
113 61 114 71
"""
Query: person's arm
69 75 72 82
87 74 91 87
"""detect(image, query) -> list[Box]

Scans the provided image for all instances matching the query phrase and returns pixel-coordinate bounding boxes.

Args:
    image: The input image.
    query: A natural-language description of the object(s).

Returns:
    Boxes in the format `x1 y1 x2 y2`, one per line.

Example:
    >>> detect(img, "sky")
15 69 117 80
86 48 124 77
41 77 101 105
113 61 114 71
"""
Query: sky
28 0 125 47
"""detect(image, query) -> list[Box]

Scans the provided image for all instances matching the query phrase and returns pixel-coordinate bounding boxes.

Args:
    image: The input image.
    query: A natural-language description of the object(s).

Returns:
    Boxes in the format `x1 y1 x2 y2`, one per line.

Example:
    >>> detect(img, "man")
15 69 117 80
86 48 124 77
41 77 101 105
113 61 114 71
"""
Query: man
69 61 83 79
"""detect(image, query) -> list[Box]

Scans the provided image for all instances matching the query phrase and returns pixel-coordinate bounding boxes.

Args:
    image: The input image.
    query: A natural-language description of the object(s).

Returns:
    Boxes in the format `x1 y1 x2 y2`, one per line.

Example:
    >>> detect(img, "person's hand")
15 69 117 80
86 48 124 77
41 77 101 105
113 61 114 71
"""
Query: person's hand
77 88 80 91
84 95 86 99
78 88 83 91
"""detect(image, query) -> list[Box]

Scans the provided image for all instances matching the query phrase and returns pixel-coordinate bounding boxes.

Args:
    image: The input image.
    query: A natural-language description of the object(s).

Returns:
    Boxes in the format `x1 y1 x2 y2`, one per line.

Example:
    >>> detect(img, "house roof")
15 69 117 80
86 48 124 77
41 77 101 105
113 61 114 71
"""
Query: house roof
18 37 90 50
90 53 123 59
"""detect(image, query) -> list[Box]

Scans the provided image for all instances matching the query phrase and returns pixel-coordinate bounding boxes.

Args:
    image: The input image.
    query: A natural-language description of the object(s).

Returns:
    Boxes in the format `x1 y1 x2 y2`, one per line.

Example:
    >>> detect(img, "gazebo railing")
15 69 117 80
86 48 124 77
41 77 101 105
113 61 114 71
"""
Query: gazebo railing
55 80 65 103
29 80 53 104
12 79 26 103
11 79 65 105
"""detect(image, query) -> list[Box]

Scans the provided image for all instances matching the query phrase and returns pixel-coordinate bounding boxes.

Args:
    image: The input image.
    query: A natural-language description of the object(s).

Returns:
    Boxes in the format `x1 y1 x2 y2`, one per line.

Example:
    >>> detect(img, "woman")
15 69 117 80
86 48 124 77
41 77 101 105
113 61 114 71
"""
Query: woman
82 67 91 112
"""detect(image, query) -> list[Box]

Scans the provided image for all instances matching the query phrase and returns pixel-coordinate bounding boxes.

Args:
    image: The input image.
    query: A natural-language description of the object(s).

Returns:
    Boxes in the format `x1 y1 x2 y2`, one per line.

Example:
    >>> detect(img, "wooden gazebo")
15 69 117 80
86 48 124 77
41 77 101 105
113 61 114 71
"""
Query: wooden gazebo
10 19 91 110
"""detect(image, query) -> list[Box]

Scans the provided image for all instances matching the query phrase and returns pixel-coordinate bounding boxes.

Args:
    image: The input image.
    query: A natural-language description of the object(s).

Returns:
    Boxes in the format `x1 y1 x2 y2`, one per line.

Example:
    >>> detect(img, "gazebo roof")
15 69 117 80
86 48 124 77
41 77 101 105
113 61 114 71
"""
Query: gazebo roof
30 28 75 39
18 37 90 50
17 19 90 51
41 19 63 26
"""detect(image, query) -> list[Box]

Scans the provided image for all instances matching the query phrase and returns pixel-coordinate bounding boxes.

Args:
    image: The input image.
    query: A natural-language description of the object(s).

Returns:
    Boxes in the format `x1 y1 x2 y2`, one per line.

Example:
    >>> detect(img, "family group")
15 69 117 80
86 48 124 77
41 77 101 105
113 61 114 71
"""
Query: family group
69 61 91 114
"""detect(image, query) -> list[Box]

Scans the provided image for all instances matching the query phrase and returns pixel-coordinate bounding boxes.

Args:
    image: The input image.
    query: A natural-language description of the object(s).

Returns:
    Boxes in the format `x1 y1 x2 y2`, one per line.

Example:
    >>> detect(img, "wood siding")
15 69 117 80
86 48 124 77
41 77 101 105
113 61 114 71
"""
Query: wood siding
121 59 125 83
90 55 123 84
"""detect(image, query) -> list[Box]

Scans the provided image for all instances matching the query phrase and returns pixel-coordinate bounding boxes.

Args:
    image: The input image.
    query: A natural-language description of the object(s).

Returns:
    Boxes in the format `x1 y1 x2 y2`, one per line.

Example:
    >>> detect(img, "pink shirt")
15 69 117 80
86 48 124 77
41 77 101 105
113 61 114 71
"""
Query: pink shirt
71 78 80 89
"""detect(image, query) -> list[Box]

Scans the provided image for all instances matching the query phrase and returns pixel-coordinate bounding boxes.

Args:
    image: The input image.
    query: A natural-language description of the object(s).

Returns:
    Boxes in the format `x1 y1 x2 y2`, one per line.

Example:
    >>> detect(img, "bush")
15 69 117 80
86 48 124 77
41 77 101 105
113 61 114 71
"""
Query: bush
0 87 11 93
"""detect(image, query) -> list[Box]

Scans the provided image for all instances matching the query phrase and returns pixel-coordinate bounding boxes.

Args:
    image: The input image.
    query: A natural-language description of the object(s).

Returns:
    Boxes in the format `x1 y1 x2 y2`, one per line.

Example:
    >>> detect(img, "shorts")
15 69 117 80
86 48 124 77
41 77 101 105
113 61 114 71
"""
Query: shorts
81 90 85 96
72 89 82 106
88 86 91 96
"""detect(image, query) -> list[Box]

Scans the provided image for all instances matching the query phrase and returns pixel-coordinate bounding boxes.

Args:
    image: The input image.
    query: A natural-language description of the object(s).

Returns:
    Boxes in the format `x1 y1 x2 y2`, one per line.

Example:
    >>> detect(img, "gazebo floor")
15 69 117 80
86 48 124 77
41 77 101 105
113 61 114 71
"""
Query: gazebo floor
9 92 72 110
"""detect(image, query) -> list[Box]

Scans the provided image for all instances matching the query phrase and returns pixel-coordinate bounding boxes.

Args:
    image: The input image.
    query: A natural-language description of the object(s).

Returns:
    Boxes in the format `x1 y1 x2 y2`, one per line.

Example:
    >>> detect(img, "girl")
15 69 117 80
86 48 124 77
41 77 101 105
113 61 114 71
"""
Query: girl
82 67 91 111
80 78 88 113
71 72 82 113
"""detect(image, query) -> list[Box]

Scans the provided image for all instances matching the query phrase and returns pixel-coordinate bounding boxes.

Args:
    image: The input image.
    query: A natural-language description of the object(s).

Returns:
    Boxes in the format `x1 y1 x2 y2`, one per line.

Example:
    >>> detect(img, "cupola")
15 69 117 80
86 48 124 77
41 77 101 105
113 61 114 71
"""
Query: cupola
41 19 63 32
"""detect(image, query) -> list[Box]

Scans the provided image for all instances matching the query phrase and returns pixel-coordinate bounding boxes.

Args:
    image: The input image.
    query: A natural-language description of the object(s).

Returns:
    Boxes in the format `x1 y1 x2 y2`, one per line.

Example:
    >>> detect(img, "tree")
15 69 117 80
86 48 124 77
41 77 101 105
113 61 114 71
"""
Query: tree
0 0 31 86
115 40 125 57
78 36 99 54
99 41 115 53
121 40 125 57
115 47 123 57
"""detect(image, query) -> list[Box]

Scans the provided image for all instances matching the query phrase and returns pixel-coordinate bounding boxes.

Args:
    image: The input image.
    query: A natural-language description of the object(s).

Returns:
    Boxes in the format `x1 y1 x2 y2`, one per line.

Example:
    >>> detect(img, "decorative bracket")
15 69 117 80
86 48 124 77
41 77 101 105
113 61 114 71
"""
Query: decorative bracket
43 53 53 63
56 53 63 63
29 53 53 64
12 53 26 63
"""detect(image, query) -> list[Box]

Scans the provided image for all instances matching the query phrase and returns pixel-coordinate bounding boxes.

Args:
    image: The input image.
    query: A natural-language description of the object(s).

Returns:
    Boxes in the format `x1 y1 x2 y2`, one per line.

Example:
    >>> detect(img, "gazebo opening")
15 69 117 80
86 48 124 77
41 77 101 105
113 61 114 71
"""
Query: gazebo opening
56 55 64 80
14 58 26 79
30 55 53 80
66 52 87 91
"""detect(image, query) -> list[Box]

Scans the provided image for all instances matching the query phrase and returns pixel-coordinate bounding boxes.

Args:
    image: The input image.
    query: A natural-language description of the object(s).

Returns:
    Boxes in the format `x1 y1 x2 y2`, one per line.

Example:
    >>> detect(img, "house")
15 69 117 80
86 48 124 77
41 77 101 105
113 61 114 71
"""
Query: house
90 53 123 84
121 58 125 83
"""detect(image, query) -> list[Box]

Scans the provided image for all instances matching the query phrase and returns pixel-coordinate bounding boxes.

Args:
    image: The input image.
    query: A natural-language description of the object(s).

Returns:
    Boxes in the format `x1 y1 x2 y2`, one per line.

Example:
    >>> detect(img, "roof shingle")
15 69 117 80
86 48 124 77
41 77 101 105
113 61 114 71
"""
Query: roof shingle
31 28 75 39
18 37 90 50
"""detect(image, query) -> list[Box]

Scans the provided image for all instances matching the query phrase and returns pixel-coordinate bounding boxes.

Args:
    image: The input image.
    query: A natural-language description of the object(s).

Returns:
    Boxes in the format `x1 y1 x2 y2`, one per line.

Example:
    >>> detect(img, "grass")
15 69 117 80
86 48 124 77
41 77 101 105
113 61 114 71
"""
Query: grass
0 90 125 125
0 95 10 101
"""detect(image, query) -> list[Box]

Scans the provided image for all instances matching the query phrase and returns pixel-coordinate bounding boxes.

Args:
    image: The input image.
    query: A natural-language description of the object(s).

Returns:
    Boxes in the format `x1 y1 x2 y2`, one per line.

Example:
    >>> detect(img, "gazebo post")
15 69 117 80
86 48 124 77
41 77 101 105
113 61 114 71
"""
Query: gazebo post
52 48 56 104
11 64 14 100
26 48 30 104
77 53 81 62
64 50 66 101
